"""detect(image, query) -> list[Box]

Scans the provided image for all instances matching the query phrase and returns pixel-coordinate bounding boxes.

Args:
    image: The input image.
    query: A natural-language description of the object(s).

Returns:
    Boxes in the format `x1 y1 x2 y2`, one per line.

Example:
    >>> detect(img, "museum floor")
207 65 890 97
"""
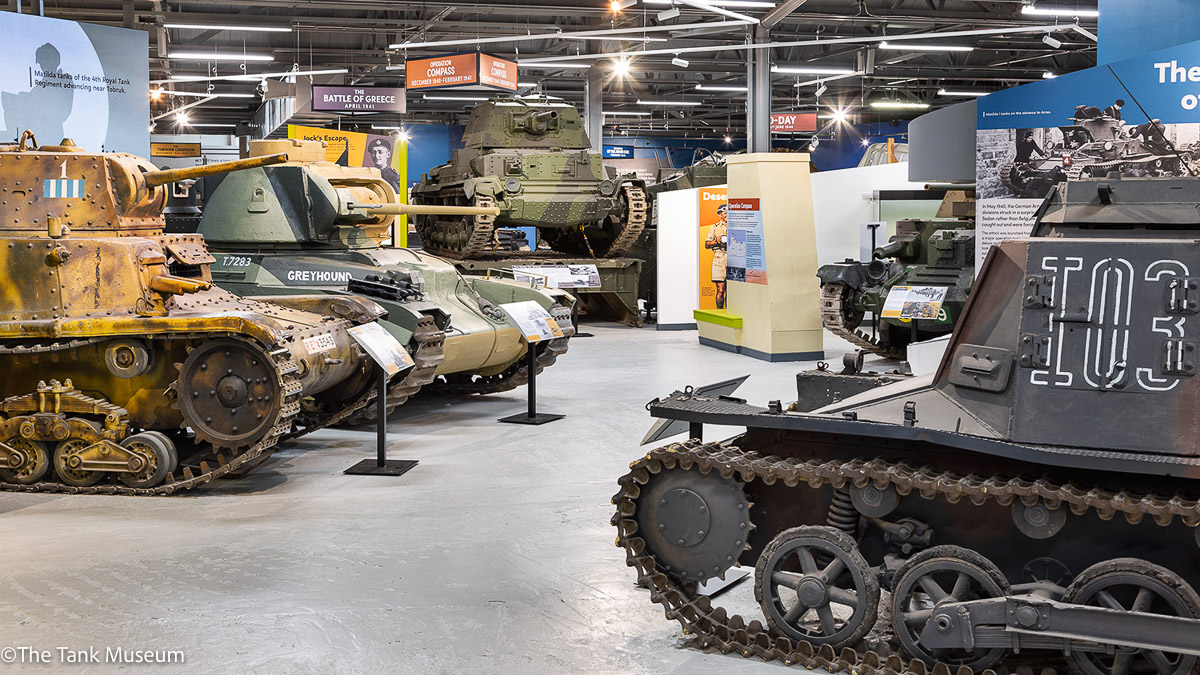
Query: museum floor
0 325 859 674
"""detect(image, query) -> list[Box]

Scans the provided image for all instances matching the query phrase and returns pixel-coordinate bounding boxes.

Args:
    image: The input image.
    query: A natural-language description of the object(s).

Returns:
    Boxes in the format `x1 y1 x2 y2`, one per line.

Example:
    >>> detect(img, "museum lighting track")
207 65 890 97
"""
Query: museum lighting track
636 99 705 106
163 23 293 33
870 100 930 109
937 89 989 97
168 51 275 62
772 65 856 75
1022 4 1099 17
604 111 653 116
695 84 748 91
878 42 974 52
160 68 349 84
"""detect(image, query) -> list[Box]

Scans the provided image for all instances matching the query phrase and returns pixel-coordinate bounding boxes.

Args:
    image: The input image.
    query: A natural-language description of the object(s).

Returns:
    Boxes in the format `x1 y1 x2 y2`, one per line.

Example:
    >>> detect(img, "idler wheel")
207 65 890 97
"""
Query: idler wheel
891 545 1010 671
1063 558 1200 675
53 438 104 487
755 525 879 648
117 433 178 489
633 467 752 582
0 437 50 485
176 338 282 450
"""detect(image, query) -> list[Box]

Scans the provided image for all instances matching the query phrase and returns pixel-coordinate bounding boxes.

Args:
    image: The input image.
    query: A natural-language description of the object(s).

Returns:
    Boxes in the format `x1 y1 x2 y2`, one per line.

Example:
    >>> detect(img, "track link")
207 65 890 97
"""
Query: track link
415 194 498 260
604 183 648 259
612 440 1200 672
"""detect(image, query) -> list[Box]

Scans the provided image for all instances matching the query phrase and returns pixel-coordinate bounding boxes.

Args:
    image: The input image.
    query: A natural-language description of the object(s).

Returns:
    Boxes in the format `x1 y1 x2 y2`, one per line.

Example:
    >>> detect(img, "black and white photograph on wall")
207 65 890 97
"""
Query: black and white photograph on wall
978 110 1200 200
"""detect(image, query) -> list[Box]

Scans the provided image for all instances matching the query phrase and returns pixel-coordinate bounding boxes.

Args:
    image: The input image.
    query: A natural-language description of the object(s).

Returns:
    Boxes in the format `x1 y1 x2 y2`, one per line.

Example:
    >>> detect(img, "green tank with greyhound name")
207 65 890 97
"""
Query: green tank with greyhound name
410 95 648 259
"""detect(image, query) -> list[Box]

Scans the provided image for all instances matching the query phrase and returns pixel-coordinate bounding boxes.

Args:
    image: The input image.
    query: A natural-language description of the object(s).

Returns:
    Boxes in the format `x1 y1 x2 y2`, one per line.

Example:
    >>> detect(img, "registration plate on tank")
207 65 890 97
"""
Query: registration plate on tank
302 334 338 354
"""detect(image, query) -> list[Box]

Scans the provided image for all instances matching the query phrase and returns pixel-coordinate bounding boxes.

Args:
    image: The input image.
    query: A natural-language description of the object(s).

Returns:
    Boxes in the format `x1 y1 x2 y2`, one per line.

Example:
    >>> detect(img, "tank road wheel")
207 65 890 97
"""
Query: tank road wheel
1063 559 1200 675
891 545 1011 671
633 467 752 582
0 437 50 485
176 338 282 450
53 438 105 487
117 433 178 489
755 526 879 648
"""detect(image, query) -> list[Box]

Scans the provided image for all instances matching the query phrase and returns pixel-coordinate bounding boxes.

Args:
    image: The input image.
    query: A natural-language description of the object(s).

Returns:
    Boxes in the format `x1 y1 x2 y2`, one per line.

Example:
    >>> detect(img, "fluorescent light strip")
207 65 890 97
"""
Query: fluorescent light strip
567 35 668 42
166 68 348 83
604 111 652 116
371 125 407 129
155 90 257 98
878 42 973 52
1022 5 1099 17
518 62 590 69
695 83 747 91
422 94 491 101
772 65 856 75
636 99 704 105
938 89 988 97
870 101 930 109
187 123 238 127
642 0 775 7
168 51 275 62
164 23 292 32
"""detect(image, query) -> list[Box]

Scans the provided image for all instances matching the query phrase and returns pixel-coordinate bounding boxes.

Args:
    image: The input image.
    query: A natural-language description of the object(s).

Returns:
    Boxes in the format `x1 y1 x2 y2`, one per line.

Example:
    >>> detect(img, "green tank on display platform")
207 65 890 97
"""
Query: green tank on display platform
194 139 576 421
817 190 975 358
410 95 648 259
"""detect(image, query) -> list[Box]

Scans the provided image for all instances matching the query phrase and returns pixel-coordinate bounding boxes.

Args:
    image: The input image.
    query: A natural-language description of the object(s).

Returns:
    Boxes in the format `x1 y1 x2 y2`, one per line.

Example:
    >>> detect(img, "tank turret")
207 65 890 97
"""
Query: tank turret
411 95 648 259
189 139 576 423
0 133 404 494
619 174 1200 674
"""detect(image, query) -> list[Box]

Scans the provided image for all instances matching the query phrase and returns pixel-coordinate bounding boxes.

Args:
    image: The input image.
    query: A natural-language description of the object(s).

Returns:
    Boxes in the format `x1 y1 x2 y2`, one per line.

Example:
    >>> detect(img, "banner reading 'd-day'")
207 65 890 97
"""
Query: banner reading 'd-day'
287 125 410 246
977 38 1200 268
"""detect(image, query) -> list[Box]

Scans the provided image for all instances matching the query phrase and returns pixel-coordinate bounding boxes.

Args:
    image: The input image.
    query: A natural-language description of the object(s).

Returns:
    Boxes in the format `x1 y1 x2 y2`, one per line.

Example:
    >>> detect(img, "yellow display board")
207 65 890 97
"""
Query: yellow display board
287 124 409 247
697 187 727 310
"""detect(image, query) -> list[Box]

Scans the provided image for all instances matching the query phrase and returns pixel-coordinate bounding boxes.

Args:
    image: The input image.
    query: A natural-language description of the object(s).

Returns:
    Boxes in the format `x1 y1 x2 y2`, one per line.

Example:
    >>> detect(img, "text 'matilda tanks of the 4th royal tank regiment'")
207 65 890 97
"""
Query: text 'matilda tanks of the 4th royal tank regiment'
190 139 575 420
616 174 1200 674
410 95 648 259
0 131 408 495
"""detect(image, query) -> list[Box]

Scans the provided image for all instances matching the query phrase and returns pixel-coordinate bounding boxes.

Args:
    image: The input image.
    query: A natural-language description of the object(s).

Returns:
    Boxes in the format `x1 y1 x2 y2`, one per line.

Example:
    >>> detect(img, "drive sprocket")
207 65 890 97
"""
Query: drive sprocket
175 338 284 450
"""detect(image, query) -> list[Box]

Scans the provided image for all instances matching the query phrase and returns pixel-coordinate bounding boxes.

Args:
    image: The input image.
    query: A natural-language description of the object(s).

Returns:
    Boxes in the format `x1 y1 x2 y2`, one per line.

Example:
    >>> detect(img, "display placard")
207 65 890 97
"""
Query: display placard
770 113 818 133
726 197 767 284
347 323 414 378
698 187 728 310
405 52 518 92
499 300 564 343
603 145 633 158
511 264 601 289
881 285 948 319
312 85 405 113
150 141 200 158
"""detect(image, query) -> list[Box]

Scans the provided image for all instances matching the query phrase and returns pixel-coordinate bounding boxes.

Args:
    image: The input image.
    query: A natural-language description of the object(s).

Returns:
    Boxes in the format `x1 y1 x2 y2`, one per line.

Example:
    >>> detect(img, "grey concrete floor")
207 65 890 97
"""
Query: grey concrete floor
0 325 860 674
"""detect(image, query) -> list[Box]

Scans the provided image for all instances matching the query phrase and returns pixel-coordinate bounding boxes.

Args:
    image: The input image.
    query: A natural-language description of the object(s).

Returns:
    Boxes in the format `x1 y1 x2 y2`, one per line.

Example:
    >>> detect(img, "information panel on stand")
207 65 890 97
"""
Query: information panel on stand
499 301 564 343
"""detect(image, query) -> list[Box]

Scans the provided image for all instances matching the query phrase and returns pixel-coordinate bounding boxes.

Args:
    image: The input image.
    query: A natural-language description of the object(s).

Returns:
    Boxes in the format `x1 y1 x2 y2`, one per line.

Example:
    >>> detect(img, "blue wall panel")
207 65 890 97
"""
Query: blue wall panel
1099 0 1200 64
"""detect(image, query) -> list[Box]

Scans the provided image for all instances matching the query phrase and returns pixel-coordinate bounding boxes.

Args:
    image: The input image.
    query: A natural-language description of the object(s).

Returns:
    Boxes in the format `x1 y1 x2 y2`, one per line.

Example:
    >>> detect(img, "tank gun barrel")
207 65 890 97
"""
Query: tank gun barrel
526 109 559 133
348 202 501 217
142 153 288 188
873 240 906 259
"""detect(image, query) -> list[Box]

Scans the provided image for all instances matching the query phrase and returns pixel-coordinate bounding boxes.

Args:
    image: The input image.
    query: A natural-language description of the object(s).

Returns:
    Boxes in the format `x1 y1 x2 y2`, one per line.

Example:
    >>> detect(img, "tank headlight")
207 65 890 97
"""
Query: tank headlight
503 177 521 193
598 179 618 197
1104 140 1114 151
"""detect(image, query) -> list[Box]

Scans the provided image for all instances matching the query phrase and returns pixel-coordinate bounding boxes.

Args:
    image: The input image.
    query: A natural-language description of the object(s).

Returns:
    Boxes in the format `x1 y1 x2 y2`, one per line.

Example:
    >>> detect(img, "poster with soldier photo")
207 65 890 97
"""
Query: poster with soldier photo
976 38 1200 270
0 12 149 155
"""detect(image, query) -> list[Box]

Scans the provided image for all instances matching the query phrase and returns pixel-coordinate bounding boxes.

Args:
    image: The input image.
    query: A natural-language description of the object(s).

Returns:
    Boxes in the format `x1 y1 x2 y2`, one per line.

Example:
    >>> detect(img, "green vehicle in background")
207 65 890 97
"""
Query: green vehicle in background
817 191 975 359
410 94 648 259
192 139 576 422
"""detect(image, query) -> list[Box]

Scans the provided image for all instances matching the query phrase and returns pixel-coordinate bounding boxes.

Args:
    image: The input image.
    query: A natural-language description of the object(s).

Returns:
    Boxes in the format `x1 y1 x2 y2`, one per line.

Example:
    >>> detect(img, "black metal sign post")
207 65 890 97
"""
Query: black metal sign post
344 368 419 476
499 344 564 425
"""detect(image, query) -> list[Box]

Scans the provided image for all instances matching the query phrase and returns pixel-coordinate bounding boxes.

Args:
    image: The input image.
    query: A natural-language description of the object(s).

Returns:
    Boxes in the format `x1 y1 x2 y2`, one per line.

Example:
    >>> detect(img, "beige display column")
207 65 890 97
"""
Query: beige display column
696 153 823 361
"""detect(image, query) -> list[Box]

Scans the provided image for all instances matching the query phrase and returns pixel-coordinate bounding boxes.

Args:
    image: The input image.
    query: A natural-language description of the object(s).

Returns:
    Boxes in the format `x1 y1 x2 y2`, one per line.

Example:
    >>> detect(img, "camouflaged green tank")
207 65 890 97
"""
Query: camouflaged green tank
410 95 648 259
194 139 576 422
817 191 976 358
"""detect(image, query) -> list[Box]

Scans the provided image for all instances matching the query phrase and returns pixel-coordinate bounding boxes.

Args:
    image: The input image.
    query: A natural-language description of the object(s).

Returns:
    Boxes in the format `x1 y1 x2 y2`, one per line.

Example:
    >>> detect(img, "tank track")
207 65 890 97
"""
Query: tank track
604 183 649 259
342 315 446 425
820 283 903 360
612 439 1200 673
424 305 574 396
0 334 374 496
415 194 499 260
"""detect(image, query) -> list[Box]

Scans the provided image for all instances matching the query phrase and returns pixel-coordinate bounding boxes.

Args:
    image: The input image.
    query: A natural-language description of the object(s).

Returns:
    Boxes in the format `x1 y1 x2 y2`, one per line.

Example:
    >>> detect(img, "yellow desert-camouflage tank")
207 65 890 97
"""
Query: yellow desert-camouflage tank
194 139 575 416
410 95 648 258
0 132 403 495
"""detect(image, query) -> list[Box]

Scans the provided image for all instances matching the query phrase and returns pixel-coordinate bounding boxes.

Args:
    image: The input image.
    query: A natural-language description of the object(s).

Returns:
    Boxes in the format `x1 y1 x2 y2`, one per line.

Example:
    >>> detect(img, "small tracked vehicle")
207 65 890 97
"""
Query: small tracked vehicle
617 174 1200 673
0 132 400 494
410 95 647 259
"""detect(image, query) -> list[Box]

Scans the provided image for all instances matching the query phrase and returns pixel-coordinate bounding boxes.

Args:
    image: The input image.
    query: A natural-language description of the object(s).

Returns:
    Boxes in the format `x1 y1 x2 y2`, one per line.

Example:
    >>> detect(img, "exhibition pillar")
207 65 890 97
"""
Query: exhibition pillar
696 153 823 361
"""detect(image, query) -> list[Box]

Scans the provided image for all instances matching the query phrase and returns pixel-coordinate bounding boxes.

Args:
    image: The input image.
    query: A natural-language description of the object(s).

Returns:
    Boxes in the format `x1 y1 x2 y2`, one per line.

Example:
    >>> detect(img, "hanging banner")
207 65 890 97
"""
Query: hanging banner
770 113 818 133
312 85 406 113
698 187 728 310
726 197 767 284
287 124 410 246
406 53 518 92
976 38 1200 269
0 12 149 156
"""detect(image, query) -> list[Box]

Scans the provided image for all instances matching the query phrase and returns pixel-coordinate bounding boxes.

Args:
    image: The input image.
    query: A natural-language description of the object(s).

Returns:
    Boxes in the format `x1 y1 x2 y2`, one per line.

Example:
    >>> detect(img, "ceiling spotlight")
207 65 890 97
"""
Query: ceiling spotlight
174 111 190 125
1043 71 1057 79
828 107 849 124
672 56 690 68
611 0 637 11
1042 34 1063 49
861 138 870 146
814 82 828 97
150 88 162 100
809 138 820 150
723 135 732 145
658 5 682 20
1022 4 1099 18
612 57 631 77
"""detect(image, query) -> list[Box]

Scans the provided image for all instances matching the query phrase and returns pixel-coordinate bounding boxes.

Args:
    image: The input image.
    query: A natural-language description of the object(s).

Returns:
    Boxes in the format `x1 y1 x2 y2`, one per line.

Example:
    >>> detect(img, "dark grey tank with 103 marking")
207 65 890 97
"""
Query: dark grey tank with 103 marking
616 174 1200 675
